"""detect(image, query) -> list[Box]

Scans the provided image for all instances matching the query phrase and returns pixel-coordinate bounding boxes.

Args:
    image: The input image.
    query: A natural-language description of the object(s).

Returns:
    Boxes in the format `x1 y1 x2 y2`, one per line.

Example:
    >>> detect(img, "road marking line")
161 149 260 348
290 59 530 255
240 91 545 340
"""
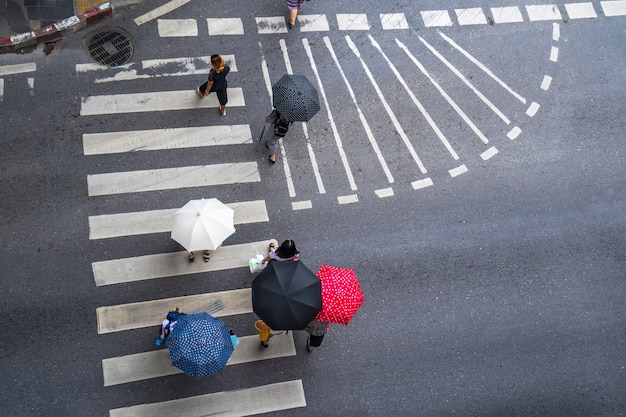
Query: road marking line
292 200 312 210
420 36 510 127
97 288 253 333
412 178 434 190
526 102 541 117
526 4 562 21
258 44 298 196
280 39 323 196
93 240 273 287
455 8 488 25
553 22 560 41
89 200 268 240
338 194 358 204
401 36 491 147
491 7 524 23
550 46 559 61
157 19 198 37
349 35 428 174
0 63 36 75
87 162 260 196
256 16 288 34
207 18 244 35
108 380 306 417
326 36 394 183
301 121 326 193
337 14 370 30
375 188 394 198
142 55 238 71
481 146 498 160
541 75 553 90
83 125 252 155
421 10 453 27
438 32 526 104
507 126 522 140
102 333 296 386
298 14 330 31
601 0 626 16
449 164 468 177
0 79 3 100
306 37 358 190
134 0 190 26
80 88 244 115
565 2 598 18
76 55 238 79
380 13 409 29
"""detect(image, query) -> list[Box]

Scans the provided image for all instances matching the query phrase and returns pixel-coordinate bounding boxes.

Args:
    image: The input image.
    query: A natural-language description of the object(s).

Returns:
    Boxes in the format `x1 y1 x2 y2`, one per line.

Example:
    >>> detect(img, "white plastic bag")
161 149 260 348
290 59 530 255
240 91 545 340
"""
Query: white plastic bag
248 254 266 273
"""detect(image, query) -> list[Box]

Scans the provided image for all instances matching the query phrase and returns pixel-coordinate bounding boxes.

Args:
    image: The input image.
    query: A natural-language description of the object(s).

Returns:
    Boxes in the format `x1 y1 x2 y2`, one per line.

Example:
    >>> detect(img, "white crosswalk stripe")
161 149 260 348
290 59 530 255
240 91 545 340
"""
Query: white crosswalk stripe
87 162 260 196
83 124 252 155
97 288 253 334
103 333 296 386
92 240 272 286
109 380 306 417
89 200 267 240
80 88 244 115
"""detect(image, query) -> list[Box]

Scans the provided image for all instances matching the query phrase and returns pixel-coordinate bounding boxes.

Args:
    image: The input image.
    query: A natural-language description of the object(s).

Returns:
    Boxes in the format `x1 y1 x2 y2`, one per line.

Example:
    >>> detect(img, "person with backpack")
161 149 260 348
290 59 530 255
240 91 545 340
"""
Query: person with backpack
155 307 185 347
264 109 291 164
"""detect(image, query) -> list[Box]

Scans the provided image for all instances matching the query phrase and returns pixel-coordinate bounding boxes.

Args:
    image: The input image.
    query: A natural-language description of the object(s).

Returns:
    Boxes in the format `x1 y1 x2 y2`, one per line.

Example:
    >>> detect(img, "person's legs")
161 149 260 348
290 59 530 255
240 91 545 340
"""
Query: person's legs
216 89 227 115
266 135 280 164
289 9 297 26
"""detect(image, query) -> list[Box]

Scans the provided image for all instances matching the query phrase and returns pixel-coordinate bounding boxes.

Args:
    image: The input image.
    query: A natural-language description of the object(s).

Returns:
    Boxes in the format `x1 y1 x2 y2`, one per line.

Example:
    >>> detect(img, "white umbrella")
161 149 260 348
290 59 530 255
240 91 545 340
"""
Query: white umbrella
171 199 235 252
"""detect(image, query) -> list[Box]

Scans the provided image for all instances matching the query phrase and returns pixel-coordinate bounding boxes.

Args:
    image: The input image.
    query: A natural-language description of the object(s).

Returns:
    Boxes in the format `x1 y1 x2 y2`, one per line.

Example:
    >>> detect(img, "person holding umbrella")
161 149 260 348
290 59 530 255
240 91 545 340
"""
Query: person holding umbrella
261 238 299 264
264 109 291 164
265 74 320 165
170 198 235 263
304 319 329 352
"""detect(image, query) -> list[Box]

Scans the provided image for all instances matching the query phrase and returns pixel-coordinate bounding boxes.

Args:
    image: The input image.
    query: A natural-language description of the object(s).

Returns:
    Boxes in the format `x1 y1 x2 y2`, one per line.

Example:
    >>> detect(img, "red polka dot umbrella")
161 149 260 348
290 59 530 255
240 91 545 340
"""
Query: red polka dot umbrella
315 264 364 325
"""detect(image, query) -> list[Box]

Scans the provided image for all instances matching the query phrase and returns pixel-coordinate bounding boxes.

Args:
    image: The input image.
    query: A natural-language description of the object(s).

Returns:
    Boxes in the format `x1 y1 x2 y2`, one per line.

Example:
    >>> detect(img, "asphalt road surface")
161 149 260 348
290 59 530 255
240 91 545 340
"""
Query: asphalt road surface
0 1 624 416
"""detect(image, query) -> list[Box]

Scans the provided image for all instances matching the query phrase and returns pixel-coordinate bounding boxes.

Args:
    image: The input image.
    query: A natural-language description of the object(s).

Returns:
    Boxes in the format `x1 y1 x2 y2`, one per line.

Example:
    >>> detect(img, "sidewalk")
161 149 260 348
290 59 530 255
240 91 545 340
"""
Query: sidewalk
0 0 141 53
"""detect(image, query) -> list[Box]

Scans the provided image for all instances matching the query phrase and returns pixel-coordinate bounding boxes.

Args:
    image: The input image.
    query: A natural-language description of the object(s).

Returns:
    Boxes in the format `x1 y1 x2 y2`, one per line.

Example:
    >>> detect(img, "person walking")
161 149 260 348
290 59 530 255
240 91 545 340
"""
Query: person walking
304 319 329 352
264 109 291 164
261 238 299 264
188 250 211 263
155 307 185 347
196 54 230 116
254 319 282 348
286 0 310 29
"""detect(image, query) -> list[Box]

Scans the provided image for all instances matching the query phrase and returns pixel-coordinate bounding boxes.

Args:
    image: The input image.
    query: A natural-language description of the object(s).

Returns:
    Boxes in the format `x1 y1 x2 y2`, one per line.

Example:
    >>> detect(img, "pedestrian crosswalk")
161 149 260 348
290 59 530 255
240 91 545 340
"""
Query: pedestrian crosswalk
75 4 578 414
144 2 626 36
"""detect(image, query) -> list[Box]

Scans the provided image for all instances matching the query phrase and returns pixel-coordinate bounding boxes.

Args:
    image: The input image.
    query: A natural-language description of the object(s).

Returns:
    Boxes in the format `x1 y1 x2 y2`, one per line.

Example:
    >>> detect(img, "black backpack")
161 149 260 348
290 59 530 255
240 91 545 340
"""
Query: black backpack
274 117 290 137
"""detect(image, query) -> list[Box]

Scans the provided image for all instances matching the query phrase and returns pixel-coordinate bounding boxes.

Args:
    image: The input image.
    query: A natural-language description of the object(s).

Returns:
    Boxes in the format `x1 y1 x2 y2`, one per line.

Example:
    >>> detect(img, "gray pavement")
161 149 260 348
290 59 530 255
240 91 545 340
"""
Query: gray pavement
1 1 625 415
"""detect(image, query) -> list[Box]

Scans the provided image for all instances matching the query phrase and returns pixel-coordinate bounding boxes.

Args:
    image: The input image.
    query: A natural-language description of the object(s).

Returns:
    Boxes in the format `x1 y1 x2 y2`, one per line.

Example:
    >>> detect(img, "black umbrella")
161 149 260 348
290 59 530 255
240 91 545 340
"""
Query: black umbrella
252 261 322 330
272 74 320 122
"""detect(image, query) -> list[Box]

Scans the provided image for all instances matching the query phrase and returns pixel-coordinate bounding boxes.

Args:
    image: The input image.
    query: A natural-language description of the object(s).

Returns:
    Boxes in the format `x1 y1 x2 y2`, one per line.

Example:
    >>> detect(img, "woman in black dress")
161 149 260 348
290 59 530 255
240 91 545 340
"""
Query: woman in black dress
197 54 230 116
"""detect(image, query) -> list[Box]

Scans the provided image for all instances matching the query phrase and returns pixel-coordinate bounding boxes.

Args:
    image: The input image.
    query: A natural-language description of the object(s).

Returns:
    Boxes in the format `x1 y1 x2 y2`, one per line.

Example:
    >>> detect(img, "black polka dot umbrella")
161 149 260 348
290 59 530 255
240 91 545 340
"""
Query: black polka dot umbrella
272 74 320 122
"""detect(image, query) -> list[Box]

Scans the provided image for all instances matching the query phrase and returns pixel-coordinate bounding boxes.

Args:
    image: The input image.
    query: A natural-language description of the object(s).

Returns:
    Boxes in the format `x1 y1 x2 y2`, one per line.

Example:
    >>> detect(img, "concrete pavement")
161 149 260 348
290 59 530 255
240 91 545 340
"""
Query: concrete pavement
0 0 141 53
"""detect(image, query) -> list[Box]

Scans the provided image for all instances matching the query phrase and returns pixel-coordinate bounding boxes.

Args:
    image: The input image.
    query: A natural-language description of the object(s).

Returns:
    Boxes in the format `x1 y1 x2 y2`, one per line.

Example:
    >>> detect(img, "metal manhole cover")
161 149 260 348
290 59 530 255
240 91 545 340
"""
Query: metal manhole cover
86 28 134 67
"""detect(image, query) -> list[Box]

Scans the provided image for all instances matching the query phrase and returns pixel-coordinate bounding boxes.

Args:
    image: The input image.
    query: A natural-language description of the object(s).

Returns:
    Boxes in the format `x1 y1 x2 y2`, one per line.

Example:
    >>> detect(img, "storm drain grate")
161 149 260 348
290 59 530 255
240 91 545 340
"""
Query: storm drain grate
86 29 134 67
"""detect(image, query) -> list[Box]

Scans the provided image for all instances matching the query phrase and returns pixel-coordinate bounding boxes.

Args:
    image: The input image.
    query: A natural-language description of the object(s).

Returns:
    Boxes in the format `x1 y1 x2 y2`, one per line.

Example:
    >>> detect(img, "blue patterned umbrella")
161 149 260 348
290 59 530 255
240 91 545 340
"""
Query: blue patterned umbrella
167 312 233 379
